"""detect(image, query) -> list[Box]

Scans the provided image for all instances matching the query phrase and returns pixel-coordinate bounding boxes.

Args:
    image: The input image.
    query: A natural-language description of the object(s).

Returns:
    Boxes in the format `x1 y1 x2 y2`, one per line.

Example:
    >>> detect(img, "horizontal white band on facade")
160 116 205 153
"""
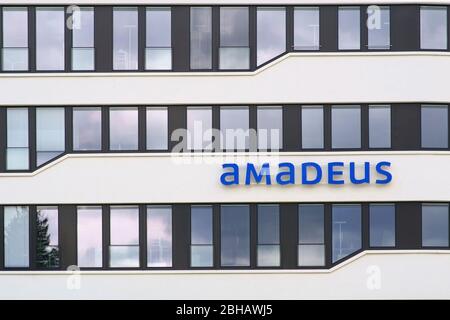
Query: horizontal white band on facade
2 52 450 106
0 251 449 299
0 151 448 204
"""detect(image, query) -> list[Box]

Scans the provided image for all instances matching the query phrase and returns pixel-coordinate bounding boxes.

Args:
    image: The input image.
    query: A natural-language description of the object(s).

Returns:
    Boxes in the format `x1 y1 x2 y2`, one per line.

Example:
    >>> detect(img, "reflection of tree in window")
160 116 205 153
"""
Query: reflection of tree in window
36 209 59 269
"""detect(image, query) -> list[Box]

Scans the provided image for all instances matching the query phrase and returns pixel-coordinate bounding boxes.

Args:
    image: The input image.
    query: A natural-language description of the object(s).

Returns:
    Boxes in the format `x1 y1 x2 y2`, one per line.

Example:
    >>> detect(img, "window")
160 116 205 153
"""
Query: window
190 7 212 70
257 106 283 151
73 107 102 151
77 206 102 268
36 108 65 166
146 107 168 150
4 206 29 268
36 7 65 71
369 204 395 247
187 107 213 151
332 205 361 262
220 107 249 151
219 7 249 70
298 204 325 266
113 7 138 70
7 108 29 170
301 106 324 149
294 7 320 50
369 105 391 148
257 205 280 267
191 206 213 267
332 105 361 149
422 204 449 247
421 105 448 148
146 7 172 70
72 7 95 71
147 206 172 267
109 107 138 151
420 6 447 50
221 205 250 266
36 207 59 269
338 7 360 50
367 6 390 50
2 7 28 71
257 7 286 66
110 206 140 268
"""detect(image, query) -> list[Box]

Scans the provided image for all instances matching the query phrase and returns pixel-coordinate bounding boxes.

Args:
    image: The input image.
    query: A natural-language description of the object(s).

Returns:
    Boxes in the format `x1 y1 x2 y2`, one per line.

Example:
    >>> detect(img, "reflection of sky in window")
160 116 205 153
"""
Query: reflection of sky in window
191 206 213 245
332 205 361 262
110 108 138 150
146 108 168 150
370 204 395 247
3 8 28 47
77 207 102 267
73 108 101 150
4 206 29 267
110 206 139 245
113 7 138 70
258 205 279 244
422 204 449 247
421 105 448 148
332 105 361 148
147 206 172 267
36 8 64 70
299 204 324 244
73 8 94 47
220 7 249 46
257 8 286 66
368 6 390 49
221 205 250 266
146 8 171 47
220 107 249 150
294 7 320 50
187 107 212 150
421 6 447 49
302 106 324 149
257 107 283 150
190 7 212 69
37 207 59 246
338 7 360 50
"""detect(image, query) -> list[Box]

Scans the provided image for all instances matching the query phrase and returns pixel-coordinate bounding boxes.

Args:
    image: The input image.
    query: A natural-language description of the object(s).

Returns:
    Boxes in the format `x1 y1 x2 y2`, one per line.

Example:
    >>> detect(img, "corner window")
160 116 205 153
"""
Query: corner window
219 7 249 70
191 205 213 267
146 107 168 150
369 204 395 247
257 106 283 151
294 7 320 50
72 7 95 71
256 7 286 66
332 204 361 263
331 105 361 149
2 7 28 71
422 204 449 247
36 108 65 166
7 108 29 170
367 6 390 50
113 7 138 70
146 7 172 70
420 6 447 50
147 206 172 267
220 107 250 151
421 105 448 148
298 204 325 266
73 107 102 151
190 7 212 70
257 205 280 267
187 107 213 151
221 205 250 267
36 206 59 269
110 206 140 268
77 206 103 268
36 7 65 71
338 6 360 50
369 105 391 148
109 107 138 151
4 206 29 268
301 105 324 149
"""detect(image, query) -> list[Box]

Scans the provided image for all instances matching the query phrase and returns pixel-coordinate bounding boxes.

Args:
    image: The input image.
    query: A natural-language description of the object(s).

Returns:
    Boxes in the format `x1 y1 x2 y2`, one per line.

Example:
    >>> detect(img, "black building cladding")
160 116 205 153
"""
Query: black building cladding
0 4 449 72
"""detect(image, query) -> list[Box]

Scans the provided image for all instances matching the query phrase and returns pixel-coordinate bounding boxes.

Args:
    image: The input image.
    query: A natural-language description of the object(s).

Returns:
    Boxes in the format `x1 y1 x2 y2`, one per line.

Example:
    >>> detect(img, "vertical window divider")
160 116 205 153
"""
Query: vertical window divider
139 204 147 269
0 108 6 172
361 104 369 150
324 203 332 268
213 204 220 269
361 5 368 51
102 204 109 269
249 105 257 152
65 106 73 153
64 6 71 72
362 203 370 250
249 6 257 71
138 106 146 152
250 204 257 268
0 206 4 269
279 204 297 269
286 6 293 53
101 106 109 152
323 105 332 151
212 106 220 152
211 7 219 71
138 6 145 72
29 7 36 72
0 6 3 72
29 205 37 270
29 107 36 171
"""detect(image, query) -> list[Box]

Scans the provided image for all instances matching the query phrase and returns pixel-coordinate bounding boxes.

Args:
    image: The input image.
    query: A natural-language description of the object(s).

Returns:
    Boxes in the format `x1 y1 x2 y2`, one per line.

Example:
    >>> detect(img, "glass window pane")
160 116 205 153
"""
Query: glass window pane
7 108 28 148
221 205 250 267
187 107 212 151
146 107 168 150
220 107 249 150
77 206 103 268
369 105 391 148
257 7 286 66
298 244 325 266
3 7 28 47
146 7 171 47
110 206 139 245
421 6 447 50
299 204 324 244
220 7 249 47
421 105 448 148
36 207 59 269
7 148 28 170
72 8 94 47
110 246 139 268
73 107 101 151
294 7 320 50
332 105 361 149
257 107 282 151
36 7 65 70
332 205 361 263
4 206 29 268
368 6 390 49
2 48 28 71
422 204 449 247
302 106 324 149
191 206 213 245
258 205 279 245
219 47 249 70
72 48 95 71
147 206 172 267
190 7 212 70
257 245 280 267
191 245 213 267
36 107 65 166
145 48 172 70
370 204 395 247
110 107 138 150
338 7 360 50
113 7 138 70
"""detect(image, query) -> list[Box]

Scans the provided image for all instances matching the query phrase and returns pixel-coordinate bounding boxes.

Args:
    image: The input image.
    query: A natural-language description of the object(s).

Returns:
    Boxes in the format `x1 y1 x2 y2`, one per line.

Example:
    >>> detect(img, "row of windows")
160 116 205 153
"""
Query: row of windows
2 203 448 269
0 5 449 72
2 104 449 171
